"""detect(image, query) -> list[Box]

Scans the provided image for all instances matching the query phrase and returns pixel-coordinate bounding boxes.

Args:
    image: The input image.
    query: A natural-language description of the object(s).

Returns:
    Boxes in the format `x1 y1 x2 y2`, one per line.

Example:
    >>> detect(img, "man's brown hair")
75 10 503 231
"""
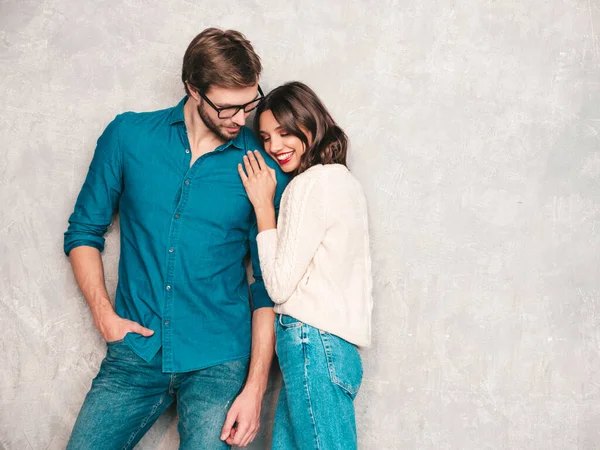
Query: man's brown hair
182 28 262 95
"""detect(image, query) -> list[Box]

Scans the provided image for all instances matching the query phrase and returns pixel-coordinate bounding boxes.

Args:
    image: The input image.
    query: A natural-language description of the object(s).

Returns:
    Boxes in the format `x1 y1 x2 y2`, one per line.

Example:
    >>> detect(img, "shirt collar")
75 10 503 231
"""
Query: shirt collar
168 96 187 125
169 96 246 151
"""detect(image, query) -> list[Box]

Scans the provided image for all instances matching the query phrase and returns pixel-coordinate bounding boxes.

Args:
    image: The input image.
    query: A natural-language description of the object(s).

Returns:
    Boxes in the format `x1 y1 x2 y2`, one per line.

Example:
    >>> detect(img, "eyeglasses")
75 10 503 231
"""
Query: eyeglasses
193 85 264 119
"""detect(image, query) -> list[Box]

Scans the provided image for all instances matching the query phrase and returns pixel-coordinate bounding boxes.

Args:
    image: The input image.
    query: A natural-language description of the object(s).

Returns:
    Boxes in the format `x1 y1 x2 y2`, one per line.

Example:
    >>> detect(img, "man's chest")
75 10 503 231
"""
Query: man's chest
120 144 254 230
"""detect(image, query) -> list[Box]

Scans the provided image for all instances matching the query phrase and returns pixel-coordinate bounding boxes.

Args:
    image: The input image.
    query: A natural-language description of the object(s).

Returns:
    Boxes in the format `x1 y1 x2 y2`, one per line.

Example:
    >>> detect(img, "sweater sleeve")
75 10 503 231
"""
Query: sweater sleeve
256 174 326 304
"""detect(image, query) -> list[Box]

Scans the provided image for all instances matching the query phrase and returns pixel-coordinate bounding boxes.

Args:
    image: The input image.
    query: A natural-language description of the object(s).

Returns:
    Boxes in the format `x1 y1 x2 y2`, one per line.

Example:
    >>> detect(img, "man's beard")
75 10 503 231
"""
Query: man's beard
197 102 241 142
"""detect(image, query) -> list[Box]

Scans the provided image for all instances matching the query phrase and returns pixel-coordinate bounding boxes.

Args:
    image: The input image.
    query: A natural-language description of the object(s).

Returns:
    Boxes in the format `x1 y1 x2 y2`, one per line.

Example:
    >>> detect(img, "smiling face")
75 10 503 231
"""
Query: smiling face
259 109 309 172
253 81 348 177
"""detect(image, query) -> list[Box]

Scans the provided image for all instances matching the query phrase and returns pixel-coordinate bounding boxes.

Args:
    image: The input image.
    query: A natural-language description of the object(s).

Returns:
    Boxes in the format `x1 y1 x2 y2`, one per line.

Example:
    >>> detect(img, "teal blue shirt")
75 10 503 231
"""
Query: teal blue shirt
64 97 289 372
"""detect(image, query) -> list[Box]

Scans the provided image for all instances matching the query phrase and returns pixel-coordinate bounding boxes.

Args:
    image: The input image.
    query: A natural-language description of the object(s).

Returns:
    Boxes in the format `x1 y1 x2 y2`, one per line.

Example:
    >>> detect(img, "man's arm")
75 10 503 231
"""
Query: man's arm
70 246 153 342
220 218 276 448
220 165 289 447
65 114 152 342
220 306 275 447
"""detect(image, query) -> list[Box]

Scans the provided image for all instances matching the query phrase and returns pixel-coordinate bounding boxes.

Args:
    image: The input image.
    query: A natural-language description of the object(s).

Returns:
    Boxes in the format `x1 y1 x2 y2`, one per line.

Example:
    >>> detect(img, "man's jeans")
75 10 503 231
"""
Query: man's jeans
66 339 249 449
272 315 363 450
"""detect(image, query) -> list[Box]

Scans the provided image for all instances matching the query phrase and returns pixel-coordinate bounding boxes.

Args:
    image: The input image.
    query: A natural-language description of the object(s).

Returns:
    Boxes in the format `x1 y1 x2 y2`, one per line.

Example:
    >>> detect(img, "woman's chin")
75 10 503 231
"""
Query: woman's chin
280 163 298 173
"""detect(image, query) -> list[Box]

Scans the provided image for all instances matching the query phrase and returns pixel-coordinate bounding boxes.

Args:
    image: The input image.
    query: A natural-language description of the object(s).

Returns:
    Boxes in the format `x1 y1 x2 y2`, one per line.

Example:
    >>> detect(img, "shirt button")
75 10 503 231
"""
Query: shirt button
168 248 174 253
184 180 190 185
185 149 190 154
174 214 180 219
166 285 171 290
164 320 170 325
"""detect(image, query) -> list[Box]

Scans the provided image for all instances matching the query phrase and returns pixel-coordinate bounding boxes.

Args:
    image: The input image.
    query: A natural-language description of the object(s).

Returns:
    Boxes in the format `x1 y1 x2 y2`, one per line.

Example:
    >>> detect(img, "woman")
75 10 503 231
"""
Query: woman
237 81 373 450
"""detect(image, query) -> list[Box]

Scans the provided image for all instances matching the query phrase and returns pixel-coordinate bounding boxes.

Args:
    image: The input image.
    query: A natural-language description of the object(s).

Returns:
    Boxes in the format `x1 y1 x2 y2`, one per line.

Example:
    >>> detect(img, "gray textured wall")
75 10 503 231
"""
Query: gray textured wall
1 0 600 449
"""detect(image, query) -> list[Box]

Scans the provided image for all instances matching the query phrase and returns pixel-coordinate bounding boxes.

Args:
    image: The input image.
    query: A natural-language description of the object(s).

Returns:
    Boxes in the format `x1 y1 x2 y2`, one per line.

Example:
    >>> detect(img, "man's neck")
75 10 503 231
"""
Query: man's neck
183 99 225 156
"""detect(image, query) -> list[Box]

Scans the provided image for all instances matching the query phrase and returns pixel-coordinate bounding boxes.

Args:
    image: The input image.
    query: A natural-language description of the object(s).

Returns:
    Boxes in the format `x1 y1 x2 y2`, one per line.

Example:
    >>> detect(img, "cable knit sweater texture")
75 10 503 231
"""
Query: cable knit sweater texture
256 164 373 347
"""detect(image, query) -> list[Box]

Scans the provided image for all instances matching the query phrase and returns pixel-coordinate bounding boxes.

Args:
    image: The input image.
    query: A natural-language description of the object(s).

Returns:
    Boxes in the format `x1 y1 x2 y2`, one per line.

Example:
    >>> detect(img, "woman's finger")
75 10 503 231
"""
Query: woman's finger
253 150 267 170
237 163 248 183
268 166 278 184
243 155 254 175
246 151 260 173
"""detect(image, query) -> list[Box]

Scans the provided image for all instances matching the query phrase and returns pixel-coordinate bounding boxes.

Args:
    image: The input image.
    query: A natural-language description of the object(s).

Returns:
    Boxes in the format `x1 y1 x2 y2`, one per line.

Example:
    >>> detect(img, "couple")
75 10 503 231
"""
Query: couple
64 27 372 450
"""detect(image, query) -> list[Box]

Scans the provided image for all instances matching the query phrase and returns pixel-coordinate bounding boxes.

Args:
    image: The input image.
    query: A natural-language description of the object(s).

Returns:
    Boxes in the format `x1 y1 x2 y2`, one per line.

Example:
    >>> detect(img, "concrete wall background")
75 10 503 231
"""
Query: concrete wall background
1 0 600 448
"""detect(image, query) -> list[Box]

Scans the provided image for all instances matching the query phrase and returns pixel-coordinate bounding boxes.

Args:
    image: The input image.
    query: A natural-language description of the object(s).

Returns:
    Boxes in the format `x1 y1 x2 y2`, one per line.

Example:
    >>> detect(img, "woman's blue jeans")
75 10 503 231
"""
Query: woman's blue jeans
272 314 363 450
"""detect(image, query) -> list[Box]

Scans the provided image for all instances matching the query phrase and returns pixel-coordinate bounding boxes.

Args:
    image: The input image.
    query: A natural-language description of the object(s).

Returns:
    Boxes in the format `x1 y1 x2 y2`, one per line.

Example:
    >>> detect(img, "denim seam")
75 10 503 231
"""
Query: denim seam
302 324 322 450
168 373 176 396
123 391 168 450
319 331 360 396
279 314 302 328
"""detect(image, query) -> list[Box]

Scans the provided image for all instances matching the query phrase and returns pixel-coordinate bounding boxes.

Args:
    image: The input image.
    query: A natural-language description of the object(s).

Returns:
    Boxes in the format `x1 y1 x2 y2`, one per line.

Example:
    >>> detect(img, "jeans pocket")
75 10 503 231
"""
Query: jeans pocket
278 314 302 329
319 331 363 398
106 331 131 346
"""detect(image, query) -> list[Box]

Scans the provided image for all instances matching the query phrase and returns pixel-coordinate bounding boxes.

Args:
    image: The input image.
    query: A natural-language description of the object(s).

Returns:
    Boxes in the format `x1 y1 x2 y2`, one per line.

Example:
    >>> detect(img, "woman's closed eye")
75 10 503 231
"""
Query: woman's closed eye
263 133 287 142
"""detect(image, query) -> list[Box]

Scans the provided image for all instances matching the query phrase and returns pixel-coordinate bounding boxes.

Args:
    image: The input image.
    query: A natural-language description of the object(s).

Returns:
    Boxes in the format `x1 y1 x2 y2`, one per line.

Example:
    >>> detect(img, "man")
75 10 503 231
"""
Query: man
64 28 288 449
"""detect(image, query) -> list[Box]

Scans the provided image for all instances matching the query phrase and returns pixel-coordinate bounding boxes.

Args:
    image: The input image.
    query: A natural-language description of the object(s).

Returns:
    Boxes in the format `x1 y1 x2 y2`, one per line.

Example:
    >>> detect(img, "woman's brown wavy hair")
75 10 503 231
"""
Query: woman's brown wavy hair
253 82 348 176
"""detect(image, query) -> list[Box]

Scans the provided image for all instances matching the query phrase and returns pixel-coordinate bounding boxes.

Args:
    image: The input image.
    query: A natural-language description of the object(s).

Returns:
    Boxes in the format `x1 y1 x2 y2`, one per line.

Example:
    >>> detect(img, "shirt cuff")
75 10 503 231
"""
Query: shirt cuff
63 238 105 256
250 280 274 310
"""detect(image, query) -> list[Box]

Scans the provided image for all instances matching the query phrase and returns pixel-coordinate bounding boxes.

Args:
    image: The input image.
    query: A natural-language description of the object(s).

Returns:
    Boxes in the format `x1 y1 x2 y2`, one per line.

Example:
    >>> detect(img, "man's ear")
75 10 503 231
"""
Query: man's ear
186 82 200 101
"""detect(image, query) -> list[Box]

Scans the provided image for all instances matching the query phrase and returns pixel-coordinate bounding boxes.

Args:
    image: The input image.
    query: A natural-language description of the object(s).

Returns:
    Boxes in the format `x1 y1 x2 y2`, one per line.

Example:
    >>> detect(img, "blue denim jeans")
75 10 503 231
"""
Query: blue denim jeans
67 339 249 449
272 315 363 450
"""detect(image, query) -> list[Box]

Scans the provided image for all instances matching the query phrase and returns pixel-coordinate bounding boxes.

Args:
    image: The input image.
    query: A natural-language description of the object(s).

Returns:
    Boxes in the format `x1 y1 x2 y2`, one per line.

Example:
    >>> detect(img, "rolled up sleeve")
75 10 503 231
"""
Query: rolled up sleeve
63 114 125 256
